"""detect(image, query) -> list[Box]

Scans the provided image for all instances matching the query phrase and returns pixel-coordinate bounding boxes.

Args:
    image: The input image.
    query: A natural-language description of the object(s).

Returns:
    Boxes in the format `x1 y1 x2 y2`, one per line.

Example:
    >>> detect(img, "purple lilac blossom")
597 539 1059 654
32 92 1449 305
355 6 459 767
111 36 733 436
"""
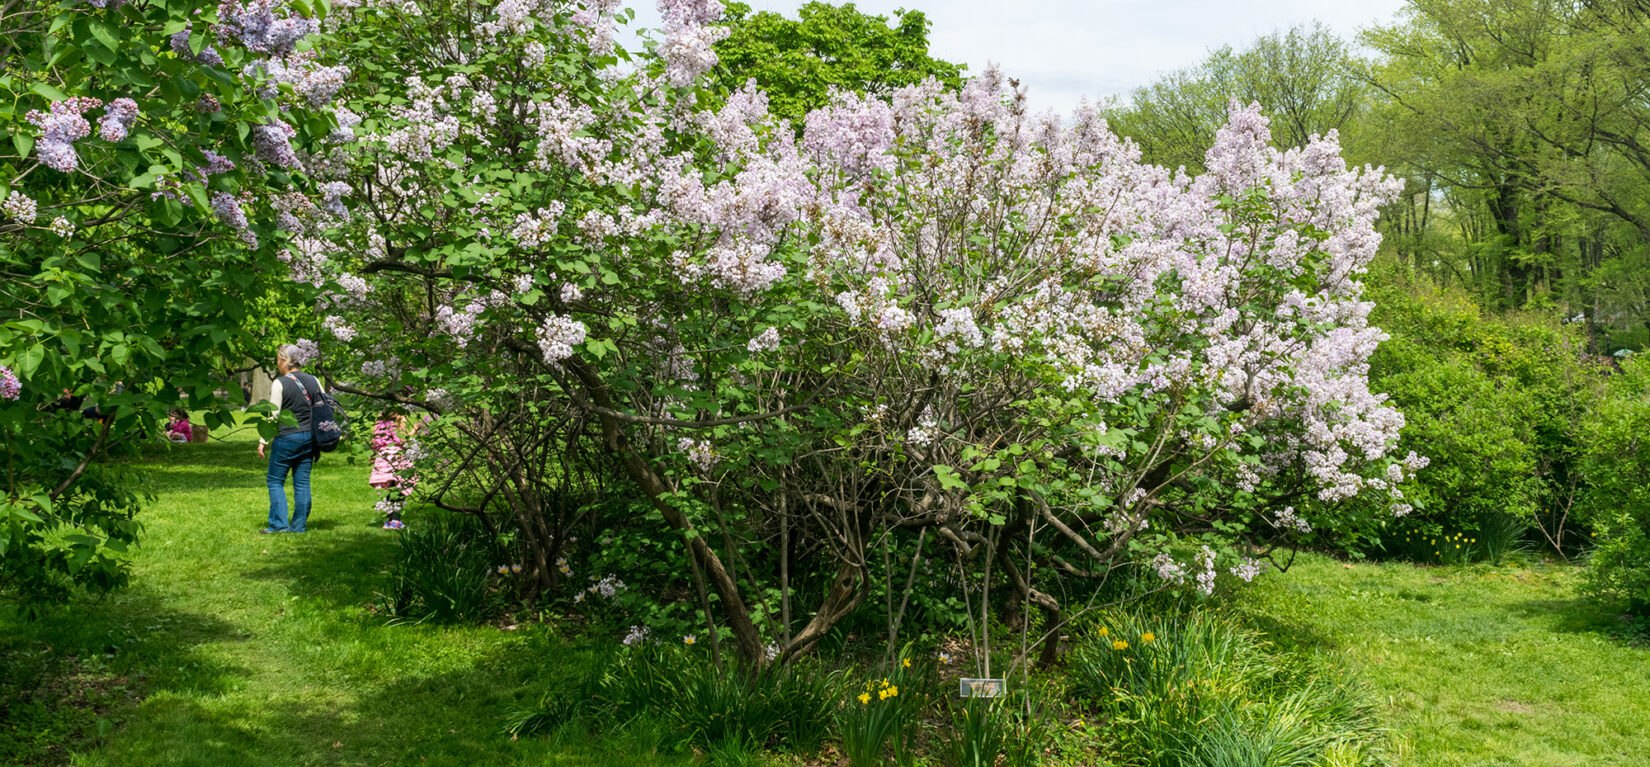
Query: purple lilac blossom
98 98 139 143
0 366 20 400
251 120 300 168
217 0 319 57
26 98 101 172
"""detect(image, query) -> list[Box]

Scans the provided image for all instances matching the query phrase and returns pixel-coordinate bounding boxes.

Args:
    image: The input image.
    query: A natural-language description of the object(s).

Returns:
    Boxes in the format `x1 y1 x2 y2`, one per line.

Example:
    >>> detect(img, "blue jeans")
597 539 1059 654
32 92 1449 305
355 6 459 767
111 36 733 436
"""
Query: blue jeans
266 432 315 532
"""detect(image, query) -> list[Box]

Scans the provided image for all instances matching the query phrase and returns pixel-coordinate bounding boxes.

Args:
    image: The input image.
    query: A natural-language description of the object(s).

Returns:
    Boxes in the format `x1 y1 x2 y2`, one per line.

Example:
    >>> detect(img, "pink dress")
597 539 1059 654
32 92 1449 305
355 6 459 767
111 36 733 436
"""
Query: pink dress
369 448 399 488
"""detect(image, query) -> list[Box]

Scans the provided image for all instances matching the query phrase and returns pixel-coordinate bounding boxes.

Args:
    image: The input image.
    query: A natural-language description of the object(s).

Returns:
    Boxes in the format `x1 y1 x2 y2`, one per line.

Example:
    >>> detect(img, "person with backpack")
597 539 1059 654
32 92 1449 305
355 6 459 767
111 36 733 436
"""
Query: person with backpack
257 343 335 534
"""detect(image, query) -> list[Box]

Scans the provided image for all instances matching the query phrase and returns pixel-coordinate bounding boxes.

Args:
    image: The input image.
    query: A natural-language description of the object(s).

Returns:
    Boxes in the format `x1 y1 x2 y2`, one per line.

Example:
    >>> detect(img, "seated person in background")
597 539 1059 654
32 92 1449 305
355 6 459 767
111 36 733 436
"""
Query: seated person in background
166 409 193 443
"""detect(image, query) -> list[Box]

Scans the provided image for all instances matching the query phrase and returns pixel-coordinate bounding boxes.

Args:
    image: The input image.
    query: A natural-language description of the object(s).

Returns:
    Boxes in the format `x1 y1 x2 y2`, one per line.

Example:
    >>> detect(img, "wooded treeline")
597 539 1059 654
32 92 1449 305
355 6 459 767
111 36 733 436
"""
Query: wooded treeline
1106 0 1650 352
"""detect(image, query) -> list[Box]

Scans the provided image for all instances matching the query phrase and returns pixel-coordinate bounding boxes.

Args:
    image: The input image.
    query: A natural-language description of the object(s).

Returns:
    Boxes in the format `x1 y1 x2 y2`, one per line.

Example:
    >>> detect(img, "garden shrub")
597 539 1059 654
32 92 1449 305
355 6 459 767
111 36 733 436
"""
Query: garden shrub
1578 358 1650 618
290 0 1423 669
1 0 340 610
1343 273 1608 560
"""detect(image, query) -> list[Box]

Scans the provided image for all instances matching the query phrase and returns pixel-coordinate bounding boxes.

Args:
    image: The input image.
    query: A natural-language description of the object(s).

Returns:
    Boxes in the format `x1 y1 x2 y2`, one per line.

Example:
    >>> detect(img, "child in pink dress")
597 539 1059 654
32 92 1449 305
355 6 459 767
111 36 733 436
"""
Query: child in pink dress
166 409 193 443
369 412 414 530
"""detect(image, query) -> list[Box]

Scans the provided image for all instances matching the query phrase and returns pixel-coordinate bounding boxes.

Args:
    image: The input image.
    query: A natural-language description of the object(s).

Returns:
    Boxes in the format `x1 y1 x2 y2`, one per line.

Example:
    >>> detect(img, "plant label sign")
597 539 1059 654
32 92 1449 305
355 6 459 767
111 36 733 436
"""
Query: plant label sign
959 678 1005 698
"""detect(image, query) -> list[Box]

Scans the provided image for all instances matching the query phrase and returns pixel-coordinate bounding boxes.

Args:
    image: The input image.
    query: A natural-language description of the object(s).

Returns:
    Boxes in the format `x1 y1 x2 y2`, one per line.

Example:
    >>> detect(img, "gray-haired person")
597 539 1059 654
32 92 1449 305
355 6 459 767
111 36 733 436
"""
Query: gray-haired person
257 344 326 533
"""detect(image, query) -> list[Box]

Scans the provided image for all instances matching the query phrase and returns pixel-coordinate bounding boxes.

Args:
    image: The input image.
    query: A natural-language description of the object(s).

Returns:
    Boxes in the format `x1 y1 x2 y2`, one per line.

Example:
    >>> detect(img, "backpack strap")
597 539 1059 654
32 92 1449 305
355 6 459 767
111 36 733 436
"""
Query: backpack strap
286 372 317 404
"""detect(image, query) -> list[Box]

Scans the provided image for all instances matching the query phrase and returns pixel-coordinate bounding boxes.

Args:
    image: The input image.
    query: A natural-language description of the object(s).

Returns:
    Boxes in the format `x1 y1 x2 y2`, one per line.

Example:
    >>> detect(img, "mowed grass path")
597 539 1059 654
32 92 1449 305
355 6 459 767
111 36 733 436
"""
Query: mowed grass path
2 425 690 767
1239 553 1650 767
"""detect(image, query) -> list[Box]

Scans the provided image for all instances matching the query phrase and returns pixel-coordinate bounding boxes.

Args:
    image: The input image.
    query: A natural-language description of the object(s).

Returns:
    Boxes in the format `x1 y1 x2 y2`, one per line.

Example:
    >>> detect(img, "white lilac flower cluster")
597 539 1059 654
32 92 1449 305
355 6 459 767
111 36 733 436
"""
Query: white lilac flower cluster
906 408 940 448
1229 557 1264 583
676 437 717 472
1195 546 1217 596
2 191 37 224
316 181 351 218
586 574 625 598
49 217 75 239
536 314 587 365
211 192 259 248
323 315 357 342
263 54 351 108
216 0 320 57
933 307 984 352
361 359 399 379
1151 552 1186 584
746 326 780 353
1272 505 1312 534
621 625 650 646
251 120 301 168
657 0 728 87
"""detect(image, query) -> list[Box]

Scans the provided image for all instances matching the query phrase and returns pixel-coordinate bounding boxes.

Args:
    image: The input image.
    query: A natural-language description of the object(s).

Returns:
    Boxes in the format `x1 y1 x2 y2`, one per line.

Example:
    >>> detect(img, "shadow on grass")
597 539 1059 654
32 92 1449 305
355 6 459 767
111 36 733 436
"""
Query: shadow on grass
238 524 400 613
0 590 248 766
78 630 688 767
1509 596 1628 638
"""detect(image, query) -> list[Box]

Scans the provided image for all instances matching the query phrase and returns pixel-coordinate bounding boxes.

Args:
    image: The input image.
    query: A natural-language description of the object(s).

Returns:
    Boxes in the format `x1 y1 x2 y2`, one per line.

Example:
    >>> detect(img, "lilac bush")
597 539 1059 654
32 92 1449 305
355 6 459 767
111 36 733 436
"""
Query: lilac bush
295 0 1417 664
1 0 342 607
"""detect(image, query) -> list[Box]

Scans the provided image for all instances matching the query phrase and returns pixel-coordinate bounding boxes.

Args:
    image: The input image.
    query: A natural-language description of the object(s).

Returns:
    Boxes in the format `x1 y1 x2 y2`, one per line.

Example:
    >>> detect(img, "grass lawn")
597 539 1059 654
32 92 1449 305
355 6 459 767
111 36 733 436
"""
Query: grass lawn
6 427 1650 766
1237 553 1650 766
1 422 693 767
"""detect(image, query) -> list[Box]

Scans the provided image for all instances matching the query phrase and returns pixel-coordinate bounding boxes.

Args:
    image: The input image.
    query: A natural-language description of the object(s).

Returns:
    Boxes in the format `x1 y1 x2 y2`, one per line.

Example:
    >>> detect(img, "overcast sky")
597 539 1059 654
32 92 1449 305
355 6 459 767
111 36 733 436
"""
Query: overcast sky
627 0 1413 114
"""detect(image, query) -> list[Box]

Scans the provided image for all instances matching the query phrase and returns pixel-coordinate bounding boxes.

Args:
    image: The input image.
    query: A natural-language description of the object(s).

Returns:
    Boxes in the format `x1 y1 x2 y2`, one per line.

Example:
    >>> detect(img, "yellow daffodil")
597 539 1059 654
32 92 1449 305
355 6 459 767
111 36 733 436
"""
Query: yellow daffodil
889 685 899 697
1098 626 1109 637
858 692 871 705
902 657 911 668
1140 632 1155 643
878 689 889 701
1112 640 1129 650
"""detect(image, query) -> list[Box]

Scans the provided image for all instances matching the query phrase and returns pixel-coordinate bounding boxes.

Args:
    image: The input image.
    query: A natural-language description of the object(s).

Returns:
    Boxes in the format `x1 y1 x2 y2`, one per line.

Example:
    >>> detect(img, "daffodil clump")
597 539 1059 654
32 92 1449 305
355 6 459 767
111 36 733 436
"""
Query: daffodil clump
1397 528 1482 565
839 652 925 767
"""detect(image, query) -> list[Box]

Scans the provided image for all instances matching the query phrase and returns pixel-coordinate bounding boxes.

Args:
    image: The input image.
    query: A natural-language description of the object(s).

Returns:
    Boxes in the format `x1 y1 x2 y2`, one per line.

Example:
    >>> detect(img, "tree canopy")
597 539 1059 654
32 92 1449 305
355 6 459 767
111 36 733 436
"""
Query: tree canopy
712 1 965 124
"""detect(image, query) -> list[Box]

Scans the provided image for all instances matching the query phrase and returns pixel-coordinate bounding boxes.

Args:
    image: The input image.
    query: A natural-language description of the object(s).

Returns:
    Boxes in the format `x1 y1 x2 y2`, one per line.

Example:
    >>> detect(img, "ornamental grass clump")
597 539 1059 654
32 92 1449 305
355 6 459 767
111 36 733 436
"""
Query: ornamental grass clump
1070 608 1384 767
941 693 1057 767
510 642 835 755
378 512 504 624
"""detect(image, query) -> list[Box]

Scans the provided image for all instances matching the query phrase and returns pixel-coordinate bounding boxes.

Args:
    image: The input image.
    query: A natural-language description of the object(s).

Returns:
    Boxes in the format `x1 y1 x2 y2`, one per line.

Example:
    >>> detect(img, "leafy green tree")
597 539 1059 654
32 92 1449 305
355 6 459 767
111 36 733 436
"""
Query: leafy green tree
1108 23 1365 172
0 0 337 610
1360 0 1650 327
712 1 964 124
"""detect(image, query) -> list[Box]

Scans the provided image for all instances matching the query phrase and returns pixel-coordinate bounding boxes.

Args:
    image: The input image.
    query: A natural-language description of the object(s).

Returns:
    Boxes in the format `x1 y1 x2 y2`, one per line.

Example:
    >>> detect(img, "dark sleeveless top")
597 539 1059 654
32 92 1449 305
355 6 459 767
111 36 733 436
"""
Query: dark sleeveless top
276 372 322 437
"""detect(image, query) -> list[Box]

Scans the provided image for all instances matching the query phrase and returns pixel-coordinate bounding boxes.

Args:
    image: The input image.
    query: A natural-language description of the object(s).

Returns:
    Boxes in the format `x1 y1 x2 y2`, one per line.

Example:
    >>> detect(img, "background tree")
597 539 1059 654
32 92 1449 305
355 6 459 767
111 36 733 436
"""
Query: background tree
1108 23 1366 172
1360 0 1650 338
712 1 965 124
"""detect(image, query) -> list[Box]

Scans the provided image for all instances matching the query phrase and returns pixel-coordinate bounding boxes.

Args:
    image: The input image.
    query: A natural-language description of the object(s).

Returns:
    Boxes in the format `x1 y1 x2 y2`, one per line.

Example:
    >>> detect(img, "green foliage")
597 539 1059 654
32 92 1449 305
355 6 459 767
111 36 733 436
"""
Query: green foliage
713 1 965 124
1069 607 1383 767
510 643 836 757
0 0 335 609
1577 358 1650 617
1360 0 1650 329
377 511 506 624
1346 272 1606 559
837 653 928 767
941 694 1055 767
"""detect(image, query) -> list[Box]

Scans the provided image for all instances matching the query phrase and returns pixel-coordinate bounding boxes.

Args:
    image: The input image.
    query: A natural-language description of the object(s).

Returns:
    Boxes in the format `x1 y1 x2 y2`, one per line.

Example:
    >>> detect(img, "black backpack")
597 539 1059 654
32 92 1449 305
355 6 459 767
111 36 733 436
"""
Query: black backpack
286 372 346 453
